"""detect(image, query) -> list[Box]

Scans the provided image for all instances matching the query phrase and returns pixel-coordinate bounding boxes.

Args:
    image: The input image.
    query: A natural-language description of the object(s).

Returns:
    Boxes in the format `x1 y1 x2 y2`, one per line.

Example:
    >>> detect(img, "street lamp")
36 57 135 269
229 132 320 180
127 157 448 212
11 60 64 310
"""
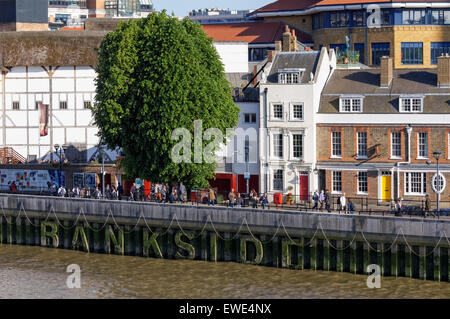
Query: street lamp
433 151 442 214
98 143 106 198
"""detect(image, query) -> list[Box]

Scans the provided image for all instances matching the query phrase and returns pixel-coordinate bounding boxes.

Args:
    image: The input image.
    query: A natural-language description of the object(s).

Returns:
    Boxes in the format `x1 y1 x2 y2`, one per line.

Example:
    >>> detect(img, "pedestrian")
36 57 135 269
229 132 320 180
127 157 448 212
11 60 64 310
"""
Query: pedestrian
250 189 258 208
236 193 243 208
161 185 167 203
259 193 268 210
347 199 355 214
169 189 176 203
319 190 325 211
117 183 123 200
340 193 347 214
139 185 145 201
228 189 236 208
94 186 102 199
208 187 216 206
51 183 57 196
85 187 91 199
424 194 431 217
312 190 319 211
178 182 186 203
57 185 66 197
395 198 403 217
325 190 331 212
105 184 111 200
111 186 118 200
80 186 86 199
130 183 136 201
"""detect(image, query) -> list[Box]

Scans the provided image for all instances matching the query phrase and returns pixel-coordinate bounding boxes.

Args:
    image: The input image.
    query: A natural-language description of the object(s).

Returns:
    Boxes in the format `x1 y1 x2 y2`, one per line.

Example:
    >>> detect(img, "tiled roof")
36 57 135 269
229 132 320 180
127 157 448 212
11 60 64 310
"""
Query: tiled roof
201 21 313 44
252 0 449 14
267 51 320 84
319 69 450 113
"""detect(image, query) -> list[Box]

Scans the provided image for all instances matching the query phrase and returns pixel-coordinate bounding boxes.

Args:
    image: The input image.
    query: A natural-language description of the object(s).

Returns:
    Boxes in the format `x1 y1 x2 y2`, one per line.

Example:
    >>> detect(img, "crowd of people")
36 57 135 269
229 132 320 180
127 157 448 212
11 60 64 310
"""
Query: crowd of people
311 190 355 214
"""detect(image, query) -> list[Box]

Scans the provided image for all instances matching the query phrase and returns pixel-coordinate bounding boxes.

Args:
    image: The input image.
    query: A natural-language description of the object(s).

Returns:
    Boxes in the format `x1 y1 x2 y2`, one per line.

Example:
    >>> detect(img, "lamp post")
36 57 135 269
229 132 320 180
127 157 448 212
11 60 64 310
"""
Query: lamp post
98 143 105 198
433 151 442 214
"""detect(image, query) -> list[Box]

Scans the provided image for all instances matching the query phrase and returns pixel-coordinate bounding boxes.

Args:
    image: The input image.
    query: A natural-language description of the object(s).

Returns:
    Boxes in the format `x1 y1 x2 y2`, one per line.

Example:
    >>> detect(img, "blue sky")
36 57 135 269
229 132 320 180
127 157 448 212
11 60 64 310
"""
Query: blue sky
154 0 272 17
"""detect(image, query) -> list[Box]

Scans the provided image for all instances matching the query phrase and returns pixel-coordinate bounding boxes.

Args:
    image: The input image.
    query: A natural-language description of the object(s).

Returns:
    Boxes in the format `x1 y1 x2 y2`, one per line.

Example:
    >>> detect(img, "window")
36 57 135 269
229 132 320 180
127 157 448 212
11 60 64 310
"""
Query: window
357 171 368 194
404 172 426 195
400 97 423 113
244 137 249 163
248 48 268 62
273 169 283 191
431 42 450 65
357 131 368 158
401 42 423 65
293 134 303 159
329 11 349 27
84 101 92 109
371 43 390 66
391 132 402 158
12 101 19 110
331 131 342 157
279 71 301 84
273 133 283 158
432 173 446 194
273 104 283 119
35 101 42 110
60 101 67 110
244 113 257 123
339 97 362 112
332 171 342 193
417 132 428 158
352 11 365 27
431 9 450 25
354 43 365 63
402 10 426 25
292 104 303 120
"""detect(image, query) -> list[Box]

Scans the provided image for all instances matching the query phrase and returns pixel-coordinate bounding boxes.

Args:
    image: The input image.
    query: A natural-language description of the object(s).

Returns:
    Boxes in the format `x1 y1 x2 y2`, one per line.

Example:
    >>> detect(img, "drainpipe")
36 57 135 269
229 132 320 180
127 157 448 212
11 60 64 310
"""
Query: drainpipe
263 88 268 194
396 124 412 200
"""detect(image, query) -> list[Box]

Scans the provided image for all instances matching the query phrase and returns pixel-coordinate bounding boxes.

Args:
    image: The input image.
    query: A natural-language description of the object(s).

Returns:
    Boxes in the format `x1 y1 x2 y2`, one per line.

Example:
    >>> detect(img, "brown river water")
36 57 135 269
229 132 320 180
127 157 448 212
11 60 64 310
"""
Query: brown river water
0 245 448 299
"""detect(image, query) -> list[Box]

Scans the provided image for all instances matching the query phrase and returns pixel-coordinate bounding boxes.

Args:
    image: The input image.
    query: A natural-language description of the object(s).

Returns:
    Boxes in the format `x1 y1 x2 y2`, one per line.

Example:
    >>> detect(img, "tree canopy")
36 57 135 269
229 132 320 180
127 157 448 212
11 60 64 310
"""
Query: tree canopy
93 11 240 189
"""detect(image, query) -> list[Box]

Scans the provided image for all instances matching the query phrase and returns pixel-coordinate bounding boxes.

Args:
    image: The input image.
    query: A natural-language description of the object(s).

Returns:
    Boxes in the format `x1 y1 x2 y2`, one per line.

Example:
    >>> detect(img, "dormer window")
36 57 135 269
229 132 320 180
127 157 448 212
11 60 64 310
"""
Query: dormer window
400 96 423 113
339 96 363 112
278 68 304 84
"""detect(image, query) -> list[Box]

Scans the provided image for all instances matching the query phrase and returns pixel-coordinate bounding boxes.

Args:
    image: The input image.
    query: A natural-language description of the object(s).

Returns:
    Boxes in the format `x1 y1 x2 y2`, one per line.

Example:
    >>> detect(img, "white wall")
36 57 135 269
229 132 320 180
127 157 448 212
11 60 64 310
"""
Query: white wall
213 42 249 73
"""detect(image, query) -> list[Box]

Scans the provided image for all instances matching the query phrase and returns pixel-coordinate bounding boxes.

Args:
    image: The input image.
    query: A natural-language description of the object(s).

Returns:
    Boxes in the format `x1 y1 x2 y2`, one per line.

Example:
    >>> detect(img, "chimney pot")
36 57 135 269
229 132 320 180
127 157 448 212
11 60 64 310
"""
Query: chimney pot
267 50 275 62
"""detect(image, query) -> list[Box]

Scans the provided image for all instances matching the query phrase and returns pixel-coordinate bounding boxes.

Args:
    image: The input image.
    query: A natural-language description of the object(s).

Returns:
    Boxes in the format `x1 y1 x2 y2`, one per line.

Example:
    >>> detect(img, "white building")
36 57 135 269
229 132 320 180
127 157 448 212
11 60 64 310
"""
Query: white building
259 38 336 200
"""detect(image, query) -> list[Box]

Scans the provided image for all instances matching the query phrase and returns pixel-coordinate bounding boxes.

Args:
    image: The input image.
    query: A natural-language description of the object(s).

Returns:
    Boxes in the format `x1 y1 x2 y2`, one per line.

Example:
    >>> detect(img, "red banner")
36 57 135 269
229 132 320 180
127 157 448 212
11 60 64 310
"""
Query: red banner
39 103 49 137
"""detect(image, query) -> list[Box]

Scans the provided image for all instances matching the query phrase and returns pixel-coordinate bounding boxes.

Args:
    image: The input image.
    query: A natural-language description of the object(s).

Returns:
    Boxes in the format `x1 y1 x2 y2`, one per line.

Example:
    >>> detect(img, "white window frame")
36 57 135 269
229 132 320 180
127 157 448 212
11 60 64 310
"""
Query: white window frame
272 132 284 159
271 103 284 121
332 171 342 194
290 102 304 121
331 131 342 158
417 132 428 159
357 131 368 159
390 131 402 159
404 172 427 195
399 96 424 113
290 132 304 160
339 96 363 112
278 68 304 84
273 169 284 191
357 171 368 195
448 132 450 160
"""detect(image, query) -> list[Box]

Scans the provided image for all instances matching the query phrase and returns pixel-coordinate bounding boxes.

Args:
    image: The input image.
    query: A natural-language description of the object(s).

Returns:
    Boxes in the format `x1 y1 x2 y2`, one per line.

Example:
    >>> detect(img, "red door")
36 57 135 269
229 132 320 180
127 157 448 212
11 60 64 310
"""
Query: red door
299 175 309 201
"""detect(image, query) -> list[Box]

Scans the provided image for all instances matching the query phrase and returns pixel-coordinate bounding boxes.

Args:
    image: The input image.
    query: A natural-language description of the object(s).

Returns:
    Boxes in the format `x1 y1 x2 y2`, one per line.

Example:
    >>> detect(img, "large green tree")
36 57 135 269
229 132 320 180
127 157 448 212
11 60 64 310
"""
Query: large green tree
93 11 240 189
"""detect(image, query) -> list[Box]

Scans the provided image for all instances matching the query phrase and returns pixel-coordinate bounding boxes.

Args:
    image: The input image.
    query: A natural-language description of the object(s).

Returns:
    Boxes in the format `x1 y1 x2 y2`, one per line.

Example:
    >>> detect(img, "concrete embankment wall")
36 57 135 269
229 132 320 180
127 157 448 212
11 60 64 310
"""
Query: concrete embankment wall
0 194 449 282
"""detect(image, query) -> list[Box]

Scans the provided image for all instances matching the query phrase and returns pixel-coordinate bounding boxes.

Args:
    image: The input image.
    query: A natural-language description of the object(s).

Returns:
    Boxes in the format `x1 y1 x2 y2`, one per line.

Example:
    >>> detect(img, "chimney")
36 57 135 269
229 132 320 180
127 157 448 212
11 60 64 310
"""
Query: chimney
282 25 292 52
380 56 393 87
437 54 450 88
267 50 275 62
275 41 282 51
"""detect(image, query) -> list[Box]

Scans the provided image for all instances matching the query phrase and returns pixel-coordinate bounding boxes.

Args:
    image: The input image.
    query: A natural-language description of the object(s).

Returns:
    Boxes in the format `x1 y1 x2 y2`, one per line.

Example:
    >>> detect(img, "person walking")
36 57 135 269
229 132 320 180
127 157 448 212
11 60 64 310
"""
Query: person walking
228 189 236 208
94 186 102 199
250 189 258 209
325 190 331 213
312 190 319 211
395 198 403 216
57 185 66 197
208 188 216 206
51 183 57 196
347 199 355 214
424 194 431 217
79 186 86 199
319 190 325 211
72 185 80 198
340 193 347 214
259 193 268 210
130 183 137 201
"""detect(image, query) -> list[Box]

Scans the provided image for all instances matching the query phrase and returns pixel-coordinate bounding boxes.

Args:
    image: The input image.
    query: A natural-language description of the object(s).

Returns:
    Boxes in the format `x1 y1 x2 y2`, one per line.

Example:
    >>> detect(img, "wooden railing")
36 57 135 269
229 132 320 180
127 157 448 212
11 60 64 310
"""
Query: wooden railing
0 147 26 164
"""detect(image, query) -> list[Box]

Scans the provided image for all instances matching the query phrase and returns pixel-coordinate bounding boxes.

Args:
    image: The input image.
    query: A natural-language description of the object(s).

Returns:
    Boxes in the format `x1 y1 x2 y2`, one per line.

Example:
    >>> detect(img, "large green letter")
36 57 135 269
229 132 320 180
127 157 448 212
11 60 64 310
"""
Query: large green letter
40 222 59 248
143 229 163 258
175 231 195 260
72 225 90 253
240 236 263 265
104 225 124 255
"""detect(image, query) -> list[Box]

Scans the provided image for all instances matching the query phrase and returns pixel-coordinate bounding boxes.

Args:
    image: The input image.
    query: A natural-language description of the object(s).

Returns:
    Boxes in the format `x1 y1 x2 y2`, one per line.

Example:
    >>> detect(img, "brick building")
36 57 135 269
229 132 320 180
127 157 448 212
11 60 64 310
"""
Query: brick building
316 55 450 207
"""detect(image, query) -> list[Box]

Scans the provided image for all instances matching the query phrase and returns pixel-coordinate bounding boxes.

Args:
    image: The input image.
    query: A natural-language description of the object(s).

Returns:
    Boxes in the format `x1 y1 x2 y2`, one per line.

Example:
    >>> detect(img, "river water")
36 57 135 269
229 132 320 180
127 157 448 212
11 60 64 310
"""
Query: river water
0 245 448 299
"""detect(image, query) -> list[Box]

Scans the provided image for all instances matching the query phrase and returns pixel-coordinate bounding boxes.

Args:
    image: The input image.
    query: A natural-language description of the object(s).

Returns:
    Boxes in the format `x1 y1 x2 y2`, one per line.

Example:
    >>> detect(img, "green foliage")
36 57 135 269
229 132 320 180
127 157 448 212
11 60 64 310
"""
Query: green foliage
93 11 240 189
